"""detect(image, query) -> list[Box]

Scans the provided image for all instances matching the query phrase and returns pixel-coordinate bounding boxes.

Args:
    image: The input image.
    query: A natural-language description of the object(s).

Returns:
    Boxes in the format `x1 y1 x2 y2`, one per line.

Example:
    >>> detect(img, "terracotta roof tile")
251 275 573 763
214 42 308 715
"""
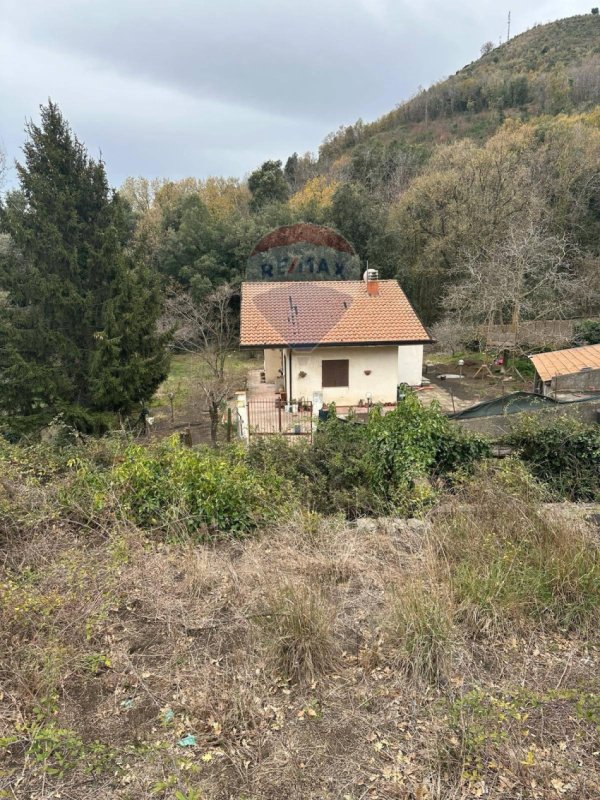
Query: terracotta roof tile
530 343 600 382
240 280 432 347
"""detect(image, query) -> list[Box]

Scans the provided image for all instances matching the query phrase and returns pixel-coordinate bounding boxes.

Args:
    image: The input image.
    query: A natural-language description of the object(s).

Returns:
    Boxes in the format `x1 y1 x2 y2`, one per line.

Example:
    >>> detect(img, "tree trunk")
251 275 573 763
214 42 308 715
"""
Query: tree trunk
209 403 219 447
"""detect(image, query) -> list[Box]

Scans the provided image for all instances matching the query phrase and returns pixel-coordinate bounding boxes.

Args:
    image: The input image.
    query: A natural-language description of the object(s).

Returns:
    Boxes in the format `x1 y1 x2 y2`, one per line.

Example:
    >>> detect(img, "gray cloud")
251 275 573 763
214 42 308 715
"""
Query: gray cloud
0 0 585 187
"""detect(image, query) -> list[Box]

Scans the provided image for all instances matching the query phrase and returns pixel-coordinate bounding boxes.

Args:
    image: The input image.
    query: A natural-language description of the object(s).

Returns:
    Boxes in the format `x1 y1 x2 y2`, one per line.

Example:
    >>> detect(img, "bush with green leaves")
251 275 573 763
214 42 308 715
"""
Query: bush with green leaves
366 394 490 510
246 417 376 517
506 413 600 500
107 438 293 536
246 394 490 518
573 319 600 345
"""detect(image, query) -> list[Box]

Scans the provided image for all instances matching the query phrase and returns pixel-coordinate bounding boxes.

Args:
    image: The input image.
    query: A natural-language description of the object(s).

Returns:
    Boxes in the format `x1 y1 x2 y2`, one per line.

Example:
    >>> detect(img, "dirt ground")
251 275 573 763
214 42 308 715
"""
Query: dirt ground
4 492 600 799
420 352 535 413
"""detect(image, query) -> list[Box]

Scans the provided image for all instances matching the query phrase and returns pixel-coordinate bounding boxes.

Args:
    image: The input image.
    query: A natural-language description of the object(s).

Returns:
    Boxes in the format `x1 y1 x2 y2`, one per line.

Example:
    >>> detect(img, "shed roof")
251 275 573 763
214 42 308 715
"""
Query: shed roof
240 280 432 348
530 343 600 382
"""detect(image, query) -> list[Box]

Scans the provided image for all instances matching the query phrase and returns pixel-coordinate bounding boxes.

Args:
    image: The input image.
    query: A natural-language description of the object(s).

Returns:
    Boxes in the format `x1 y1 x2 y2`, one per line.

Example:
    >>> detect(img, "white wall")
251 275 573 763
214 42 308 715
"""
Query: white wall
264 348 283 383
398 344 423 386
287 345 421 406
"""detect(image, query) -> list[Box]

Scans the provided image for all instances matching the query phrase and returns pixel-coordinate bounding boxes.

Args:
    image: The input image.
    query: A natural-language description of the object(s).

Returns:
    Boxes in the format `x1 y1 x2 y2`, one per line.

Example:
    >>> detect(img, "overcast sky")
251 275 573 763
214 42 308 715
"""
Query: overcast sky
0 0 586 189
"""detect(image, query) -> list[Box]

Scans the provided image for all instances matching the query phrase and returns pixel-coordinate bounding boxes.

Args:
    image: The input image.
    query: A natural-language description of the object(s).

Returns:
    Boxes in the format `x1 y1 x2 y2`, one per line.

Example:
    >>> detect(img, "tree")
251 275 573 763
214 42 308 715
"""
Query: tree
165 284 240 446
288 176 338 223
331 182 384 261
444 224 584 351
480 41 495 56
247 160 289 212
0 102 169 430
387 126 540 322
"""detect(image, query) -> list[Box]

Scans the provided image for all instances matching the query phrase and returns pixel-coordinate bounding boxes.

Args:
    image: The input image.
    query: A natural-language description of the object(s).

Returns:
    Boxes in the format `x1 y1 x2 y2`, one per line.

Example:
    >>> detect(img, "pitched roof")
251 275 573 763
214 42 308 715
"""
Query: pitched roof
240 280 432 348
530 343 600 382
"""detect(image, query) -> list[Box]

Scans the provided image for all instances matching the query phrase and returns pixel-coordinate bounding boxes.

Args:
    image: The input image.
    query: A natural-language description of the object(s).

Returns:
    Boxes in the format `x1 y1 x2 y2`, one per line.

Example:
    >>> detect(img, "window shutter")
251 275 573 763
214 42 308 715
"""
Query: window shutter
322 359 349 388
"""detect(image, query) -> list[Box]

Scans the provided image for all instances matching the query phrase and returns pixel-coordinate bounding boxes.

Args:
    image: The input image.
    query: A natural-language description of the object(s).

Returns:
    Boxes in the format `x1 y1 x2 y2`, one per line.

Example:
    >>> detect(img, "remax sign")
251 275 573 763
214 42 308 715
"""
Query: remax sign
247 223 361 282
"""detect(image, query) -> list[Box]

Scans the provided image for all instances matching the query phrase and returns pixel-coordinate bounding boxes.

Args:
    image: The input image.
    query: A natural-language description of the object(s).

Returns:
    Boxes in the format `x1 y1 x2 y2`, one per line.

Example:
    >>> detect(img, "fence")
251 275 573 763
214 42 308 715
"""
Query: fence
247 397 313 442
480 318 600 349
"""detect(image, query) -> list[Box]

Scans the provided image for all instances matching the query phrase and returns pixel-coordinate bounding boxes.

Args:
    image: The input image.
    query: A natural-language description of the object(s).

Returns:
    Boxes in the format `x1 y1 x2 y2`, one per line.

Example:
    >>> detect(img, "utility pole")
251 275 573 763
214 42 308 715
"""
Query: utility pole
507 11 511 41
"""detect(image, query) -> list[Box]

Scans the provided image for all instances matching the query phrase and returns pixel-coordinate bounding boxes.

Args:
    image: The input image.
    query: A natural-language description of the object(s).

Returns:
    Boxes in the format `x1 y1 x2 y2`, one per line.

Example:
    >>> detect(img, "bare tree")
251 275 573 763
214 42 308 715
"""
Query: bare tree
445 224 586 352
165 283 241 446
430 318 477 355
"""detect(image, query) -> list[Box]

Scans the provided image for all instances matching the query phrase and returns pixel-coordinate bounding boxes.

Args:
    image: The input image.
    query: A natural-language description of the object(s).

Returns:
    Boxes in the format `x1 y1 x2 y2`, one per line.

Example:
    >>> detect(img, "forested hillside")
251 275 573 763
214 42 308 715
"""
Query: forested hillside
121 13 600 329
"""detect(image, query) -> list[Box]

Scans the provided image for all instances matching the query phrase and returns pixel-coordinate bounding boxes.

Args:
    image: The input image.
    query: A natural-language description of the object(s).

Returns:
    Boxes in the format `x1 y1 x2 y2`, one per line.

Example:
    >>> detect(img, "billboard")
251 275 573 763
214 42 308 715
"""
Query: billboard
246 223 361 282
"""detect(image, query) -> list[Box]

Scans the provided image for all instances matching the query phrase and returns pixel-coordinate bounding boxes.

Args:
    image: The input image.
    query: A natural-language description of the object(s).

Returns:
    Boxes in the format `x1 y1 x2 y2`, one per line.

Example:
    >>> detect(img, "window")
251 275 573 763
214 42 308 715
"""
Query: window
322 359 349 388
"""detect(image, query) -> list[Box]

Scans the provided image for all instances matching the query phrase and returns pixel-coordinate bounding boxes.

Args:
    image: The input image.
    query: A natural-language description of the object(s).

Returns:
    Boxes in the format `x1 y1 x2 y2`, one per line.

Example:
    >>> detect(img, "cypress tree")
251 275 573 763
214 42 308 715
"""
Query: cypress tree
0 101 169 431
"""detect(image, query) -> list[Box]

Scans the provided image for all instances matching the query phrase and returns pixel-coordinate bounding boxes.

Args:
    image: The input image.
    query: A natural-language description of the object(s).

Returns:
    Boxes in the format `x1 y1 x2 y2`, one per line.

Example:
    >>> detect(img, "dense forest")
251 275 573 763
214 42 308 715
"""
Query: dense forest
119 13 600 330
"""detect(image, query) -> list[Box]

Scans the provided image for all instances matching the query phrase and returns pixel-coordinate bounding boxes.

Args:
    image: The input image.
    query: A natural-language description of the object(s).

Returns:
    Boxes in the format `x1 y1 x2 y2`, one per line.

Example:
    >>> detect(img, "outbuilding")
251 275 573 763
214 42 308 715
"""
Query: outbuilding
240 272 432 408
530 343 600 396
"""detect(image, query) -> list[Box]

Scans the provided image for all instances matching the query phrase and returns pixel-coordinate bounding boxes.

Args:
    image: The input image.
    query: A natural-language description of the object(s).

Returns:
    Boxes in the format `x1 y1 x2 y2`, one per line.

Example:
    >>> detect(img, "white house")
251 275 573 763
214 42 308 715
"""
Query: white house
240 273 432 408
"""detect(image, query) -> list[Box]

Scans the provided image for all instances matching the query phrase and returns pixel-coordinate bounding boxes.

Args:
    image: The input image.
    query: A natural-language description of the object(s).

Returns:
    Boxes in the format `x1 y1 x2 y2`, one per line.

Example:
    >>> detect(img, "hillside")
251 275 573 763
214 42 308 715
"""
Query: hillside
318 13 600 163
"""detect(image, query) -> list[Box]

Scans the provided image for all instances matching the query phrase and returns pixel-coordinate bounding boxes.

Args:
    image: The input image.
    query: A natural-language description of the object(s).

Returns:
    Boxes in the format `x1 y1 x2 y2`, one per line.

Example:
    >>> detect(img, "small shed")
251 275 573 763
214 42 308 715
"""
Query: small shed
530 343 600 396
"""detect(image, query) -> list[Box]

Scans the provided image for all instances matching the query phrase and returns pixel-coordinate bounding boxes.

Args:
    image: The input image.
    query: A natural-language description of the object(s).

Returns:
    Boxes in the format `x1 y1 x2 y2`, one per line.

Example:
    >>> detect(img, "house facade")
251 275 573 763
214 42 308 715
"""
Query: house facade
240 275 431 408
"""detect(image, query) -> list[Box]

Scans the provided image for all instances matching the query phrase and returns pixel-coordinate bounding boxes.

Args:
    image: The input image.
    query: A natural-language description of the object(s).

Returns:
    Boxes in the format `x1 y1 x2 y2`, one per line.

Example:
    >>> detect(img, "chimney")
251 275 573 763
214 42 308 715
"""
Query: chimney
364 267 379 296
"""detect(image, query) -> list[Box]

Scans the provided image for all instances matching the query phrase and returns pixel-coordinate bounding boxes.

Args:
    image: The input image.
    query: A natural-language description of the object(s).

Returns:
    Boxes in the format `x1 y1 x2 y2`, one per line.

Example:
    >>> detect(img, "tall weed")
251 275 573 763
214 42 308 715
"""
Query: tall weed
435 461 600 634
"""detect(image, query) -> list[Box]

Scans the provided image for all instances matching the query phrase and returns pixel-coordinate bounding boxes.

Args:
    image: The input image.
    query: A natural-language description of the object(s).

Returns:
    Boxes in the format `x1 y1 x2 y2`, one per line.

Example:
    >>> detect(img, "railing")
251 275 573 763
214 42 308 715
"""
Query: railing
247 397 313 442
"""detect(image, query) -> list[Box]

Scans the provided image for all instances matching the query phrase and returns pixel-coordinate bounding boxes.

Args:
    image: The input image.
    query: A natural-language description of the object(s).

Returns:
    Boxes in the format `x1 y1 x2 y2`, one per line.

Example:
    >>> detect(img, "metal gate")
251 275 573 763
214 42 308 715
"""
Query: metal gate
247 397 313 442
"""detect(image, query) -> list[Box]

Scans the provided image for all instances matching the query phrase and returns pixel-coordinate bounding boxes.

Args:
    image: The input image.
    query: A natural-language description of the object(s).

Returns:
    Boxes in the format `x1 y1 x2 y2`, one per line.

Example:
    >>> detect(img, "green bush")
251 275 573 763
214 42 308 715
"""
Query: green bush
310 415 378 516
247 421 379 518
506 414 600 500
366 394 490 510
109 439 292 536
246 395 491 518
431 424 491 479
573 319 600 345
366 394 448 500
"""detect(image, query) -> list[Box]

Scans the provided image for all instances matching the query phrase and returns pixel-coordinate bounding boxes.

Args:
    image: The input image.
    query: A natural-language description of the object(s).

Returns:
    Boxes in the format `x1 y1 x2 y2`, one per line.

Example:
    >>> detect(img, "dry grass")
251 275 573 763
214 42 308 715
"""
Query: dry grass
383 581 456 686
257 583 339 684
2 473 600 798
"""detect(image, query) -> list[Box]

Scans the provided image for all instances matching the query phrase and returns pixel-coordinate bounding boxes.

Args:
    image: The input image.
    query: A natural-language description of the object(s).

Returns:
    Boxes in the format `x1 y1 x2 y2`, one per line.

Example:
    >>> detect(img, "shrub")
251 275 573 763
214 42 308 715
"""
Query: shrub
258 583 339 683
246 397 491 518
310 415 378 517
109 438 292 536
506 414 600 500
432 425 491 479
367 393 490 511
573 319 600 345
367 394 448 501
